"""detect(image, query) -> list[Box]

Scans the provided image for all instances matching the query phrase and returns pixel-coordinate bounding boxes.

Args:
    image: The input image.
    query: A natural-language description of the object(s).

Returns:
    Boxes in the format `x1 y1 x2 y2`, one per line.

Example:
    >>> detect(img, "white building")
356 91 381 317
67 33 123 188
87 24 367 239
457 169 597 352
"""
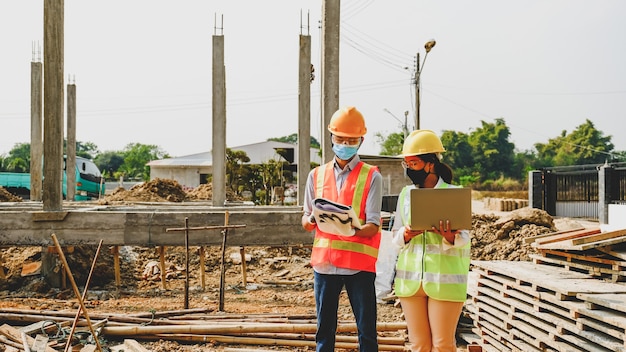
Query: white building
147 141 322 189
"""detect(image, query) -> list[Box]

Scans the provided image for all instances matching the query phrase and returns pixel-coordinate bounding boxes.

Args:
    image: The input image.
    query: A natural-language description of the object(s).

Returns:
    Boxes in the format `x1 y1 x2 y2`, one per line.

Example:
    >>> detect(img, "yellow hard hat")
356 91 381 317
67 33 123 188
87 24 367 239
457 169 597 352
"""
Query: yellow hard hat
400 129 446 156
327 106 367 137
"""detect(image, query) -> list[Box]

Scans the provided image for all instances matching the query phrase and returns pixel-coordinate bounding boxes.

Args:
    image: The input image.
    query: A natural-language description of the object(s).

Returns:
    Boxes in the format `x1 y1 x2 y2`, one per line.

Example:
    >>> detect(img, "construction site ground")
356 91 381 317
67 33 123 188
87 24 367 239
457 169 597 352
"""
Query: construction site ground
0 180 598 351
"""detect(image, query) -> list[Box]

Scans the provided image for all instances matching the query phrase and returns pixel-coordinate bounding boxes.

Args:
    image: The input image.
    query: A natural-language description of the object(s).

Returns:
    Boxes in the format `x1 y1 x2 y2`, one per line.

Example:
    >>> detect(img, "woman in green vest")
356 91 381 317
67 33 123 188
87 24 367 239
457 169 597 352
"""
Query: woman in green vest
390 130 471 352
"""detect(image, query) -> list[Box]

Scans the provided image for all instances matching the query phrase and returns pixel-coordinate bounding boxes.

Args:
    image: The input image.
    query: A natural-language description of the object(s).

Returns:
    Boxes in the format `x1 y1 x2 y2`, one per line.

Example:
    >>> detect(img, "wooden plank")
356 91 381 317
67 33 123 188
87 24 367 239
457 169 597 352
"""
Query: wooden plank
532 228 601 245
524 227 586 244
533 235 626 252
476 279 622 351
472 261 626 298
539 249 626 267
570 229 626 245
31 335 49 352
475 266 626 352
597 245 626 261
576 293 626 315
0 324 56 352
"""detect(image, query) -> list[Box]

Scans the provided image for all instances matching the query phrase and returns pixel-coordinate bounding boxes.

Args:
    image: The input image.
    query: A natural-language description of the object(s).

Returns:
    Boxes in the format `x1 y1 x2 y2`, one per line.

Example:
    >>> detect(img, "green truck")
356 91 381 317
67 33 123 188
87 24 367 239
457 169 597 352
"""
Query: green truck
0 156 105 200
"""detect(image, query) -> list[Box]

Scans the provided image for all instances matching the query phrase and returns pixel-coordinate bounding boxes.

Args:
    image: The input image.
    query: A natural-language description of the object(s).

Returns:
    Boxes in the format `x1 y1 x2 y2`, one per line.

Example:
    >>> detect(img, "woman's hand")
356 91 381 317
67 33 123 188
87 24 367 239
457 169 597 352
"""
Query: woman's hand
403 226 424 244
431 220 459 244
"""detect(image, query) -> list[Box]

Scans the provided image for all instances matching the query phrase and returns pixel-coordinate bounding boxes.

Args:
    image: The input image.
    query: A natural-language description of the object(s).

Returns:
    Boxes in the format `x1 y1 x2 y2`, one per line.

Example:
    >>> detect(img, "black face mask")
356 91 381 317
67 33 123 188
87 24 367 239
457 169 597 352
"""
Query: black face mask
406 168 429 186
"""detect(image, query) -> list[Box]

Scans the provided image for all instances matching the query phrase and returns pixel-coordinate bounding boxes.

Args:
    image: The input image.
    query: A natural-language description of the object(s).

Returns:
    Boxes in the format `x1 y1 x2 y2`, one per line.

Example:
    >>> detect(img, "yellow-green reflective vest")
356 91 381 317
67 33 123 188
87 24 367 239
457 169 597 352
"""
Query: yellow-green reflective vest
394 183 471 302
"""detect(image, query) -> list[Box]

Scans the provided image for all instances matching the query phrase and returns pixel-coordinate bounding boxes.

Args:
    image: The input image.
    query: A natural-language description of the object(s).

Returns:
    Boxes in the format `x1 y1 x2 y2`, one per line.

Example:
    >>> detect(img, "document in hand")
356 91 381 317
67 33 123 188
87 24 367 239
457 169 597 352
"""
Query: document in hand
409 188 472 230
312 198 362 236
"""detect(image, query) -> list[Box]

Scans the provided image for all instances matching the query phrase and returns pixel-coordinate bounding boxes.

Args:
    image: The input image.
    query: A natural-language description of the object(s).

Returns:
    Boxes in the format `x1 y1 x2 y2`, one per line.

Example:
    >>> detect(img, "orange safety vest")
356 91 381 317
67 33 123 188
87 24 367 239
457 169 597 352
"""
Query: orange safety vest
310 161 381 273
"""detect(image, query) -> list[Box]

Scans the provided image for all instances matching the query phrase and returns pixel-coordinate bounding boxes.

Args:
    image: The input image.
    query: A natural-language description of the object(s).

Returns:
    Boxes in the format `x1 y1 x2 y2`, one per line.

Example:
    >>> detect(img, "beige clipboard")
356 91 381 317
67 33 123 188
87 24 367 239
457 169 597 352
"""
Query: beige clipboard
409 187 472 230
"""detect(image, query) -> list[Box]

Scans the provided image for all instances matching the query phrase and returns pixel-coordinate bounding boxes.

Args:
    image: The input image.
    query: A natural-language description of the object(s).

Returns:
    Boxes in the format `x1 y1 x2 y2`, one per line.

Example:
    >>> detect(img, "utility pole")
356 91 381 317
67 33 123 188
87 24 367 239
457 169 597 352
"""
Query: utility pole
414 39 436 131
414 52 420 130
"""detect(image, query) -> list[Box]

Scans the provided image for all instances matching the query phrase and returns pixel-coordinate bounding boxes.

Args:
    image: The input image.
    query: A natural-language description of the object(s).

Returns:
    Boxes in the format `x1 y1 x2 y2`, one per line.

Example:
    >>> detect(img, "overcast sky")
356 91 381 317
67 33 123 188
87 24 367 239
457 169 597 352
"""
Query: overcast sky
1 1 625 158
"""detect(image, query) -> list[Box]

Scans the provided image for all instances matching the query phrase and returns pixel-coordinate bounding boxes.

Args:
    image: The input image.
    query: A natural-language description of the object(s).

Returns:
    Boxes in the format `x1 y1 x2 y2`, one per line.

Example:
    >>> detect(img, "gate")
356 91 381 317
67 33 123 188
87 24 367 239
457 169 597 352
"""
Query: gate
530 162 626 223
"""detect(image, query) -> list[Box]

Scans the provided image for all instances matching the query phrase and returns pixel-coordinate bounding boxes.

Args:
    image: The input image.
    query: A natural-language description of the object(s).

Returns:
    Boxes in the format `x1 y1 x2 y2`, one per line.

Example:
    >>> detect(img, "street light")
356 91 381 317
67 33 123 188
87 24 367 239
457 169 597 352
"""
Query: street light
383 108 408 139
414 39 436 130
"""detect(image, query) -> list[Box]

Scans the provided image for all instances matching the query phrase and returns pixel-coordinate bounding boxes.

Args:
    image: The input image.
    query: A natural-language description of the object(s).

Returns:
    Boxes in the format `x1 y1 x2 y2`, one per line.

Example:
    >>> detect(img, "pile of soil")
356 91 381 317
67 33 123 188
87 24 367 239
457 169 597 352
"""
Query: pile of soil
100 178 189 203
0 186 22 202
94 178 245 204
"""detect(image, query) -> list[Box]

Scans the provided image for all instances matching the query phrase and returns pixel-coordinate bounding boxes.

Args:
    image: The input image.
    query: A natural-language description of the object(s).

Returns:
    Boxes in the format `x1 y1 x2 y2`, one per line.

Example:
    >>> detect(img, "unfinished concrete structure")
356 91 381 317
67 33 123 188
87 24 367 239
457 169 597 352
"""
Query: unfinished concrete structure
0 2 346 249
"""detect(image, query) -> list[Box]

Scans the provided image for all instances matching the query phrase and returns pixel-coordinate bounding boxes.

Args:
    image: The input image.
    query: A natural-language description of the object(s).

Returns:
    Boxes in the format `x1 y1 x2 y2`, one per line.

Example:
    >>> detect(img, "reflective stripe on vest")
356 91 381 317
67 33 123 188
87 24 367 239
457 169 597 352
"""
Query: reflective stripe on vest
310 161 381 272
394 182 470 302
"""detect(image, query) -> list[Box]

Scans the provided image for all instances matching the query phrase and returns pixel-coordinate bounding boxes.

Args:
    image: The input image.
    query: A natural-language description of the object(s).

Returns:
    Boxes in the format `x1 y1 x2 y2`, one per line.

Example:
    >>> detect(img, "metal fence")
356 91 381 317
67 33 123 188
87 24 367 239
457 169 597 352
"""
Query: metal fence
529 162 626 223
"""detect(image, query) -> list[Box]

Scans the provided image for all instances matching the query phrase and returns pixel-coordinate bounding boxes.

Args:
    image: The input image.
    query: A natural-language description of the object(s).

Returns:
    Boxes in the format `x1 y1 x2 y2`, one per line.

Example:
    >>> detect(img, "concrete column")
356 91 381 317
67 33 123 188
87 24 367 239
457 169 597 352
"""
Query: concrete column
212 35 226 206
298 34 311 206
66 83 76 201
30 60 43 201
598 164 612 225
43 0 64 211
321 0 340 163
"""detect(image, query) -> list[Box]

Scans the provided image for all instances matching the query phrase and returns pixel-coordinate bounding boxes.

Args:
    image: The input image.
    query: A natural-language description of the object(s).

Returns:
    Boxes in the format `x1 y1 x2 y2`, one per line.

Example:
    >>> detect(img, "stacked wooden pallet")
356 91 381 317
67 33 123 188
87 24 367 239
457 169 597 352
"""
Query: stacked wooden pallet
467 226 626 352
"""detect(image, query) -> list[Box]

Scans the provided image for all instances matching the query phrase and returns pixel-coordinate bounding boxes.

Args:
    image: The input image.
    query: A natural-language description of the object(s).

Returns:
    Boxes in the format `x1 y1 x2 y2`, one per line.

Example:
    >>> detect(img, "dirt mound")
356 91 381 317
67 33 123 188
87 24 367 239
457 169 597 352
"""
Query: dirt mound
470 207 555 261
185 183 245 202
99 178 188 203
97 179 245 204
0 186 23 202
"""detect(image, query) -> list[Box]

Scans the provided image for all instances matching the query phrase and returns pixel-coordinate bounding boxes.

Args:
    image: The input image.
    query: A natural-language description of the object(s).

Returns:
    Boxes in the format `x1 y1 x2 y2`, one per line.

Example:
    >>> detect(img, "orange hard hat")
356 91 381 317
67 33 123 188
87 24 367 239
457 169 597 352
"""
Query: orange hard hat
327 106 367 137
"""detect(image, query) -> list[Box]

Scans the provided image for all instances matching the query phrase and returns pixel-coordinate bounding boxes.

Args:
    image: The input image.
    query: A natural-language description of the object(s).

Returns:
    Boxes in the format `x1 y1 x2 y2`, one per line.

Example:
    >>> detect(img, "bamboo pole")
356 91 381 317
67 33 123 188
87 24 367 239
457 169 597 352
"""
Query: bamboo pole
102 322 407 336
111 245 121 287
147 334 406 351
64 239 103 352
184 217 189 309
50 234 102 352
232 332 405 345
239 246 247 286
199 246 206 290
219 211 229 311
159 246 166 290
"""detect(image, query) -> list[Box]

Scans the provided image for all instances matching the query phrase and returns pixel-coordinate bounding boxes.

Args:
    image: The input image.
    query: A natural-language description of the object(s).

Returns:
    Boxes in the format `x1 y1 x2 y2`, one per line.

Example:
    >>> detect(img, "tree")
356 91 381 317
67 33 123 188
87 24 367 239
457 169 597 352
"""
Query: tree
226 148 251 194
2 143 31 173
118 143 168 181
440 130 474 180
268 134 321 149
94 151 125 180
468 118 515 180
534 119 615 166
375 131 404 156
64 140 99 160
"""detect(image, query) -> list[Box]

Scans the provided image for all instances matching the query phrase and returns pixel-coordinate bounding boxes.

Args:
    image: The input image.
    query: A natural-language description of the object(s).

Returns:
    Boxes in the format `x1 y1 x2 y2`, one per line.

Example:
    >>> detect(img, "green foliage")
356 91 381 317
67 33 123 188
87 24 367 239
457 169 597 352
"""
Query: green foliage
440 130 474 177
94 151 125 180
534 119 615 166
467 118 515 180
375 131 404 156
1 143 31 172
268 134 321 149
64 140 99 159
226 148 251 195
117 143 169 181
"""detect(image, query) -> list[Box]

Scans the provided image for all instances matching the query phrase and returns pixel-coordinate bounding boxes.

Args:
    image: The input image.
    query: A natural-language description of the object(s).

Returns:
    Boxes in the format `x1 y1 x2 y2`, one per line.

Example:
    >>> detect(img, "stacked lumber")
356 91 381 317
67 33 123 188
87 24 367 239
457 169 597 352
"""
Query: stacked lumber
529 227 626 282
0 309 408 351
467 226 626 351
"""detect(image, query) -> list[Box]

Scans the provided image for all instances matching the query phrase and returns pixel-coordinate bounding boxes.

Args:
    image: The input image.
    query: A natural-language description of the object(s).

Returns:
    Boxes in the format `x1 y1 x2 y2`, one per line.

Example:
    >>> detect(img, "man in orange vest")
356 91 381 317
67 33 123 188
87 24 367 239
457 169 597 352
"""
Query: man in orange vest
302 106 383 352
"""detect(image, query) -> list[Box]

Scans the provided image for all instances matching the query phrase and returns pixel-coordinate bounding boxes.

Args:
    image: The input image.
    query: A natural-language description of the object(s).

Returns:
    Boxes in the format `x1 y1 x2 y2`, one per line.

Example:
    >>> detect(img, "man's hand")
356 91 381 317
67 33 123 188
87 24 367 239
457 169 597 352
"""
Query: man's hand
302 214 316 232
